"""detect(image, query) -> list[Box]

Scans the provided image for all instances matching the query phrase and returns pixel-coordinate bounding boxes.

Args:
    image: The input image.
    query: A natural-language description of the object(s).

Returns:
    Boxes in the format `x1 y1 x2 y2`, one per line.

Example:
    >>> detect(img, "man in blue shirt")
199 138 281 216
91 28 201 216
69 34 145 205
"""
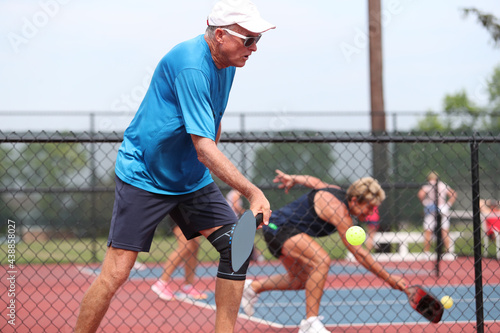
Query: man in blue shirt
75 1 274 332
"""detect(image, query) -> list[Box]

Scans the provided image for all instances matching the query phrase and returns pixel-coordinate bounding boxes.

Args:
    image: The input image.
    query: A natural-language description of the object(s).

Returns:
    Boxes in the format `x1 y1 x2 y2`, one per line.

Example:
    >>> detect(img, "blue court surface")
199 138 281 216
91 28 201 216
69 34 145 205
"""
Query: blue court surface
220 285 500 327
82 262 500 328
119 260 430 280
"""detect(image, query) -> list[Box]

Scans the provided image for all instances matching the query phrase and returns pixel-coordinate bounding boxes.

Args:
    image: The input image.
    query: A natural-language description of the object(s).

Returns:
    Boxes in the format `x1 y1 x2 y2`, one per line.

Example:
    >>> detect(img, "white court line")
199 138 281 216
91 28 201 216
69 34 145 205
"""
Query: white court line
176 298 288 328
333 319 500 328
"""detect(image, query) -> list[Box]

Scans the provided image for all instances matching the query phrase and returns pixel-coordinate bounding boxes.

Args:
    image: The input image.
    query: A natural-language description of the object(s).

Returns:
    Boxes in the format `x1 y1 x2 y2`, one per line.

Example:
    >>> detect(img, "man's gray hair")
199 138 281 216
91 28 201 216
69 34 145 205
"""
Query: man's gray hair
205 24 238 39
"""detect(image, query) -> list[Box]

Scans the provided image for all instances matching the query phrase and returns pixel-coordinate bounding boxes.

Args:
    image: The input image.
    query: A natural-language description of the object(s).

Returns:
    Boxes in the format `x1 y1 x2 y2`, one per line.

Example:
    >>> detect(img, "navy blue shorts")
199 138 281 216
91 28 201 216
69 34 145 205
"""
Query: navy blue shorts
107 176 238 252
263 225 303 259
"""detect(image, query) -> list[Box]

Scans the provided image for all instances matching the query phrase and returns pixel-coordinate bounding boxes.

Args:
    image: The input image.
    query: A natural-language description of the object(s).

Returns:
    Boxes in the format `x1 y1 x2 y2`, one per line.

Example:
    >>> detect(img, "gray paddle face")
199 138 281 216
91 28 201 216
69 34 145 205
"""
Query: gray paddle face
230 210 257 272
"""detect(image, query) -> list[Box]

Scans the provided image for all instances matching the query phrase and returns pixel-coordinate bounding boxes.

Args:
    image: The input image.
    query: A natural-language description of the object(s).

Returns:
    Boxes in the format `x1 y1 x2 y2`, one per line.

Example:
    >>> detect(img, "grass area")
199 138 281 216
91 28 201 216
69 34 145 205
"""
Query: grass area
0 224 496 265
0 232 347 265
1 238 109 265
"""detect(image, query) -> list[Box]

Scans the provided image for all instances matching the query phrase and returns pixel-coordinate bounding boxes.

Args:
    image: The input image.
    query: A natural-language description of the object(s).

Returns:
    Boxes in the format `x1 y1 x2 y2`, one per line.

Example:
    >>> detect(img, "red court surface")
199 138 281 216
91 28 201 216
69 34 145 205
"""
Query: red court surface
1 256 499 332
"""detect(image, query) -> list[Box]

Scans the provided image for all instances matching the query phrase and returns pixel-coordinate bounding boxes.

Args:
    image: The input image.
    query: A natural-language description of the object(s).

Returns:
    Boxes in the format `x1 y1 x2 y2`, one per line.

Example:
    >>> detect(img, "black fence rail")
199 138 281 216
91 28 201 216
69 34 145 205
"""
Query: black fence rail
1 131 499 332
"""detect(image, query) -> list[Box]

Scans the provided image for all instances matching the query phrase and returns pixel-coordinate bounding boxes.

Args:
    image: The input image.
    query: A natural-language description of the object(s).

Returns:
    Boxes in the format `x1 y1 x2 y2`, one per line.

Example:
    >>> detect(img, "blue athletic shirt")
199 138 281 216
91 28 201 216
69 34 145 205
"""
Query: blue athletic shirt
264 188 349 237
115 35 236 195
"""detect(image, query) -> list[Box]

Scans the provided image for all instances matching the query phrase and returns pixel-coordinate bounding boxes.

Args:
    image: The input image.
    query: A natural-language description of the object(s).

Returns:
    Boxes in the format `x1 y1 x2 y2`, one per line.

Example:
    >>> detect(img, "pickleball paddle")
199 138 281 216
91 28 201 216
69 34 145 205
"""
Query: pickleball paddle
230 210 263 272
407 285 444 323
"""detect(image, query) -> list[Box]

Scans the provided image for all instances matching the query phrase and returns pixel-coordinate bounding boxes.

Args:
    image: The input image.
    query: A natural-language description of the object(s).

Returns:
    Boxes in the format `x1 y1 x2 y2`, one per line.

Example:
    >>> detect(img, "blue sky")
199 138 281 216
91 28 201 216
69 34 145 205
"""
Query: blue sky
1 0 499 132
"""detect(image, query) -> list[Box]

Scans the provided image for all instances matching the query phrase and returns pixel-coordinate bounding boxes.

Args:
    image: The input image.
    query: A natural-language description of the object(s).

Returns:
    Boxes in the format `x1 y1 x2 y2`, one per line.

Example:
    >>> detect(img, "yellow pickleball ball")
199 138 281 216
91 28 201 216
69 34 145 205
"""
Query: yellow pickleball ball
441 296 453 309
346 226 366 246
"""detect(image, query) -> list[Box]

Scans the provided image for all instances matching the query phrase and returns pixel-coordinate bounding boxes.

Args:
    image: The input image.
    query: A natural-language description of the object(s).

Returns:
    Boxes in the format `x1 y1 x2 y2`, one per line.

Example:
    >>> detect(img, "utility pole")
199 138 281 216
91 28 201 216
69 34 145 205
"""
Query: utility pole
368 0 390 231
368 0 386 133
368 0 388 182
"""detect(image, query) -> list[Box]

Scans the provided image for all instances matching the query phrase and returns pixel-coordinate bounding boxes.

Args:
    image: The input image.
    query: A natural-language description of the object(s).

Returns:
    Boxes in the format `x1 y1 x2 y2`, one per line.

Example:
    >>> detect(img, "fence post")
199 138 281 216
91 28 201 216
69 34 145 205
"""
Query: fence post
434 177 442 277
89 113 98 263
240 114 247 177
470 139 485 333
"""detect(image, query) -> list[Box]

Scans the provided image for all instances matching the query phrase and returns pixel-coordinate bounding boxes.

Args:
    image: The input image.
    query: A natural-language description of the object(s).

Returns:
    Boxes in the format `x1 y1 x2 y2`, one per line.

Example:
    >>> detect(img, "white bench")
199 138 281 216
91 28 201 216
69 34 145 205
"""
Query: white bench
345 231 461 262
372 231 460 257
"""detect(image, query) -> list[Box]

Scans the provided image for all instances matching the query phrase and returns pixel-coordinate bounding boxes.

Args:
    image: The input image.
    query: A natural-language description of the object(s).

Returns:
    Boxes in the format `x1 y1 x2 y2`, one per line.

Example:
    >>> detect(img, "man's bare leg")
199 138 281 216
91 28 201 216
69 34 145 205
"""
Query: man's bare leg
199 226 245 332
214 278 245 333
75 247 138 333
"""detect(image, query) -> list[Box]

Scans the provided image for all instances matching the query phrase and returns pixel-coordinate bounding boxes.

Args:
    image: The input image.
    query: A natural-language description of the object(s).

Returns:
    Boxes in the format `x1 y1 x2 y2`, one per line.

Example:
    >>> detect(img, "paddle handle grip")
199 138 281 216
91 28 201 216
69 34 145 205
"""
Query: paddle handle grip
255 213 263 227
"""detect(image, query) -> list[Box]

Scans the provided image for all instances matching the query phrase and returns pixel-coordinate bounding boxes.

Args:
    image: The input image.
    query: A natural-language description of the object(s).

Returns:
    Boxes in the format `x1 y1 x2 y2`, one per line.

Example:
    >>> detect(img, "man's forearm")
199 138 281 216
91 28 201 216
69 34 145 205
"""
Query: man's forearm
193 135 261 199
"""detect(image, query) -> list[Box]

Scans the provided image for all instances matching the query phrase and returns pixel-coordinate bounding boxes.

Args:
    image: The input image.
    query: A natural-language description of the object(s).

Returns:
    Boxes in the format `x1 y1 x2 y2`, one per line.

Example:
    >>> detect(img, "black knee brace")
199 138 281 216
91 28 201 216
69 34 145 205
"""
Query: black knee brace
207 224 250 281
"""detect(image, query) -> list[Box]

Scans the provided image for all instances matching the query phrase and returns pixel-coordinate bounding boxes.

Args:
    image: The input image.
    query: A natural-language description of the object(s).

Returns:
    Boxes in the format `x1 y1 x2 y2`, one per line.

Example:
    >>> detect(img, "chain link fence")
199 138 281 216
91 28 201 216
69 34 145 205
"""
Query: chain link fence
1 130 499 332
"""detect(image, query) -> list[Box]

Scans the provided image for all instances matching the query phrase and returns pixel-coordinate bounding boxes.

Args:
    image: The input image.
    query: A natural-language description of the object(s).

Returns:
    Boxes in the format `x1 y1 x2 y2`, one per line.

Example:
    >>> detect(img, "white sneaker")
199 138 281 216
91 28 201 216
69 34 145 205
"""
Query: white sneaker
298 316 330 333
240 279 258 316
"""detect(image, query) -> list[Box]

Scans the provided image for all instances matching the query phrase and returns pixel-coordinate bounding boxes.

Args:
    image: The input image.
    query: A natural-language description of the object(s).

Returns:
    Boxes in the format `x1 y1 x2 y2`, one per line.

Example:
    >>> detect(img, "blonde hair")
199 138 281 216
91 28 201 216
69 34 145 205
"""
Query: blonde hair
346 177 386 206
427 171 439 181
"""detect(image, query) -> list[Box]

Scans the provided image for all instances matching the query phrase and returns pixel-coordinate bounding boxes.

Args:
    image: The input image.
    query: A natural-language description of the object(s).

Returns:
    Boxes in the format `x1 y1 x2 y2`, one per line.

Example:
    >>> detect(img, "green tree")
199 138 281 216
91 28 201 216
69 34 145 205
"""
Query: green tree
416 90 486 133
399 64 500 224
391 140 470 226
416 90 485 132
416 112 448 132
462 8 500 47
415 65 500 133
442 90 485 131
251 133 335 208
488 66 500 110
0 144 16 233
460 8 500 129
2 142 87 229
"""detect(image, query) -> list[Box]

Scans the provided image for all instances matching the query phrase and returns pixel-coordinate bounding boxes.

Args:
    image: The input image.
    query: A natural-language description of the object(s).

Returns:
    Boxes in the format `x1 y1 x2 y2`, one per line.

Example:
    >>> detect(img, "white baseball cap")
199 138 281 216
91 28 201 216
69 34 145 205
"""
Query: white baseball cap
207 0 276 34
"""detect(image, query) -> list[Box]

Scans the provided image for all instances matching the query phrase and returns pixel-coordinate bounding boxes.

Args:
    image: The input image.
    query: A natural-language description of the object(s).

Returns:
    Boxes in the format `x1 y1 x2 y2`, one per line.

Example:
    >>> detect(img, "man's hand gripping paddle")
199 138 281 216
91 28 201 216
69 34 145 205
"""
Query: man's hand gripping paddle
230 210 263 272
407 285 444 323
